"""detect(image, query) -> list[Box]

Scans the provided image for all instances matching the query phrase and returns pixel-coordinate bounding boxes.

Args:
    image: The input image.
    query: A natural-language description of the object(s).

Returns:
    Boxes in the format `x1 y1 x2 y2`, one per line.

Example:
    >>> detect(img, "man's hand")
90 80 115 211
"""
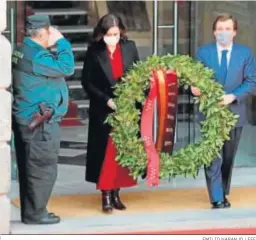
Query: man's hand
48 26 64 47
219 94 236 106
191 86 201 96
107 99 117 110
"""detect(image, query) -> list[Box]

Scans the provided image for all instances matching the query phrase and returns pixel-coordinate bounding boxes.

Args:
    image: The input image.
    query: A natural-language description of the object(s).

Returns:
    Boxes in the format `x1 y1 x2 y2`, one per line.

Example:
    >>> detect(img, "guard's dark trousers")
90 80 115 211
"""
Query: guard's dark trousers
12 118 60 222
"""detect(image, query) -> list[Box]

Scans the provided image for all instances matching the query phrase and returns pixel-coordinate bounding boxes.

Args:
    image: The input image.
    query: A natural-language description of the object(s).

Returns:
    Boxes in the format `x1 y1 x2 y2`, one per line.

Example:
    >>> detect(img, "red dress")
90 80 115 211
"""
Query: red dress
97 44 137 190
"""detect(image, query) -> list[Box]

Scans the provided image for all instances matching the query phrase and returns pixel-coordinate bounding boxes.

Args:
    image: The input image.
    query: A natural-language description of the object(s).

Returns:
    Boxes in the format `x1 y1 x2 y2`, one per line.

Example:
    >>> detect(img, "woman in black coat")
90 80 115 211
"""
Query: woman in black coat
81 14 140 213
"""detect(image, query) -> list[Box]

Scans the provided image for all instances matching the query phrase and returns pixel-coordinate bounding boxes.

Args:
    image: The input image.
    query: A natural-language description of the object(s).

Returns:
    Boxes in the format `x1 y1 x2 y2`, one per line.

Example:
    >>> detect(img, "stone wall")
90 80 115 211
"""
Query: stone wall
0 0 11 234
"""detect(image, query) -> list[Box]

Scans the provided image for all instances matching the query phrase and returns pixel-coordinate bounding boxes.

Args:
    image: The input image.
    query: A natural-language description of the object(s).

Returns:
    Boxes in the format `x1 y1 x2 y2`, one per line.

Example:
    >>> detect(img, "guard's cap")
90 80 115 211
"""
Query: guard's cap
26 15 51 30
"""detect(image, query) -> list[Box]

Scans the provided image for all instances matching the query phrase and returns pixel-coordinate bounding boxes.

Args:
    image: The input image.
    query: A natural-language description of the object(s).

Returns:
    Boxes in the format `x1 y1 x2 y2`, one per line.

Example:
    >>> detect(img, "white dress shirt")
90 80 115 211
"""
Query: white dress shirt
216 42 233 68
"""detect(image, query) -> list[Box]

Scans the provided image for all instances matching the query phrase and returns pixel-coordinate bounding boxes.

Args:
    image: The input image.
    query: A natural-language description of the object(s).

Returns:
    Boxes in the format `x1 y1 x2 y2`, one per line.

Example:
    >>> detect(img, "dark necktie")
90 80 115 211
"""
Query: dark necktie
220 49 228 84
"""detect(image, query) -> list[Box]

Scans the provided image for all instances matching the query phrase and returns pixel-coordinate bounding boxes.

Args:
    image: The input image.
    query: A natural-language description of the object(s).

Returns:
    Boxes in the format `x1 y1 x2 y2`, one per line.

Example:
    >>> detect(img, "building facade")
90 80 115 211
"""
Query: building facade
1 0 256 233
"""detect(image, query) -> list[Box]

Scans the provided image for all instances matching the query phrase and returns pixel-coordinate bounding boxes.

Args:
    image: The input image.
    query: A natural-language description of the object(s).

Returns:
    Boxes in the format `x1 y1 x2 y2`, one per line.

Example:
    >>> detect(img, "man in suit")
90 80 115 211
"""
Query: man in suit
191 13 256 209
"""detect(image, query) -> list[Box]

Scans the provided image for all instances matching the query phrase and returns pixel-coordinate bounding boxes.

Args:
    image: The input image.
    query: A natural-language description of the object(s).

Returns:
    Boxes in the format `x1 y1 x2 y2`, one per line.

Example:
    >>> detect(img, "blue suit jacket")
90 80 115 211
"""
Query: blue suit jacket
196 42 256 127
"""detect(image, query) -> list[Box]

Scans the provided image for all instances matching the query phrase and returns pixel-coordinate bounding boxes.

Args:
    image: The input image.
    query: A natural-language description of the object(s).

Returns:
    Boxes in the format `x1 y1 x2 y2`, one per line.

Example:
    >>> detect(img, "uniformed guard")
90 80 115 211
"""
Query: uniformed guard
12 15 75 224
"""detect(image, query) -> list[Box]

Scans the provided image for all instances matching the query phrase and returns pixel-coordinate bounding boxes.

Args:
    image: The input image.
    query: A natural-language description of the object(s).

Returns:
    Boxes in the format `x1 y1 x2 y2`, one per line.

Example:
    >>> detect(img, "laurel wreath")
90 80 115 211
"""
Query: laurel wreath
106 54 238 179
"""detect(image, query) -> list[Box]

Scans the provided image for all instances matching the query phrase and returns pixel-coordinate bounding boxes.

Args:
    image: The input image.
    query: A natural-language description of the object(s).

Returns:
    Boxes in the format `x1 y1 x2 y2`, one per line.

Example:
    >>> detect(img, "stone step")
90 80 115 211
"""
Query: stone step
34 8 88 16
58 25 93 34
52 43 88 52
59 148 87 157
67 88 195 106
71 95 195 107
67 80 82 89
75 62 84 71
73 100 89 109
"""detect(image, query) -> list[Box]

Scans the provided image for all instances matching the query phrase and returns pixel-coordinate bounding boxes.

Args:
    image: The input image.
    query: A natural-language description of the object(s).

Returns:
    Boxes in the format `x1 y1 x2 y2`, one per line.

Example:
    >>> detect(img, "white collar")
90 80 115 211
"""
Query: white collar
216 42 233 53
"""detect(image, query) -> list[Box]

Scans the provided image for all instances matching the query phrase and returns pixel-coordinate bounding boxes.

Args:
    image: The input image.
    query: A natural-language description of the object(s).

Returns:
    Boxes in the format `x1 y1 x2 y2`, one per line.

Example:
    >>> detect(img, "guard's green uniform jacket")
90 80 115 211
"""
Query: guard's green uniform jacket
12 37 75 125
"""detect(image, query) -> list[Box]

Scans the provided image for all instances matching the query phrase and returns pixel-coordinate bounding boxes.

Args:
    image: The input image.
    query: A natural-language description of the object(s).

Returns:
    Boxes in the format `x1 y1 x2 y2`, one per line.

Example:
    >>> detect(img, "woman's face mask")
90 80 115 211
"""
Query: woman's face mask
103 35 120 46
103 26 121 46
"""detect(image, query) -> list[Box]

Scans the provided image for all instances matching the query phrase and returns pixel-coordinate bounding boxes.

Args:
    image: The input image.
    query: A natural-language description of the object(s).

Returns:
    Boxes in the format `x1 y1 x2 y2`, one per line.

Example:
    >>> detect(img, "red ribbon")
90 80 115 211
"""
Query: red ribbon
140 70 178 186
140 76 160 186
156 71 178 153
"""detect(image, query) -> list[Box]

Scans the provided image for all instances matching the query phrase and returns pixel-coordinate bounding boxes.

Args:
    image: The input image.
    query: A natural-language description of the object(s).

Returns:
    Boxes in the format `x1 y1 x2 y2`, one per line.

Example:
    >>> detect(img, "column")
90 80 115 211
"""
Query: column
0 0 12 234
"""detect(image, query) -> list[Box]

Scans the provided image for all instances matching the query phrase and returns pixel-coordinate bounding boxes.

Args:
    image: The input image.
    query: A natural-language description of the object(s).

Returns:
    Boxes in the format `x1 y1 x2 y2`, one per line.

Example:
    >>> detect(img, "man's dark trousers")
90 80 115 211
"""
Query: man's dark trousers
205 127 243 202
12 118 60 221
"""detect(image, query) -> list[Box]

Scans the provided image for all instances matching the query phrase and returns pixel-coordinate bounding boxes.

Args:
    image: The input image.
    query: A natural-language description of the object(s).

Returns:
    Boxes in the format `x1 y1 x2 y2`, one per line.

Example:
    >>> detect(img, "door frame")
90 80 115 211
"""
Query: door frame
152 0 179 142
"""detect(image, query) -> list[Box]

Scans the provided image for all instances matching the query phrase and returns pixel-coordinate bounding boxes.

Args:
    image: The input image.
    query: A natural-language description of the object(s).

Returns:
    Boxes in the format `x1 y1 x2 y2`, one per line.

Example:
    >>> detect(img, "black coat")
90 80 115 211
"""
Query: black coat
81 39 139 183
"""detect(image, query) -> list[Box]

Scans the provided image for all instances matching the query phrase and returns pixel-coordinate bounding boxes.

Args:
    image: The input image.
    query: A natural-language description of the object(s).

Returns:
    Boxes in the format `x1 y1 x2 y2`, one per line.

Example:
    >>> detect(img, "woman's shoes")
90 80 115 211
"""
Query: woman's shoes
101 190 113 214
111 189 126 210
101 189 126 213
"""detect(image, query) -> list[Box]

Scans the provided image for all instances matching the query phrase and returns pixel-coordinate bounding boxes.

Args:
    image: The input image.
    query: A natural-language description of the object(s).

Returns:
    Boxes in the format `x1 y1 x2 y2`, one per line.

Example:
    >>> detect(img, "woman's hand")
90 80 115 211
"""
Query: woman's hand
191 86 201 96
107 99 117 110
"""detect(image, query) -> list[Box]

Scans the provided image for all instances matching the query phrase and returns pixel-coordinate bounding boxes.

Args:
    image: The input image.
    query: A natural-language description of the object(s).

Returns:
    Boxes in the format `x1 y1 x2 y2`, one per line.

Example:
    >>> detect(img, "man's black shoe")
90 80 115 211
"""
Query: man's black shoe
22 213 60 225
224 196 231 208
212 201 225 209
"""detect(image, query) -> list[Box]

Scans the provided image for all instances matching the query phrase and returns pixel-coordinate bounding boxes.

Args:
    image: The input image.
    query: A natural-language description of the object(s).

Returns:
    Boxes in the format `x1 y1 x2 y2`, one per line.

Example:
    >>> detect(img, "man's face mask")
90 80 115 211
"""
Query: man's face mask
215 32 233 46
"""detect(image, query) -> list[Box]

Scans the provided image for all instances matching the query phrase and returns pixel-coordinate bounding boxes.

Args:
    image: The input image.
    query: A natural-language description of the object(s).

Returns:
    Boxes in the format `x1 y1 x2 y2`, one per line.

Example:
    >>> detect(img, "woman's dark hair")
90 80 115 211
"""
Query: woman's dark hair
92 13 127 42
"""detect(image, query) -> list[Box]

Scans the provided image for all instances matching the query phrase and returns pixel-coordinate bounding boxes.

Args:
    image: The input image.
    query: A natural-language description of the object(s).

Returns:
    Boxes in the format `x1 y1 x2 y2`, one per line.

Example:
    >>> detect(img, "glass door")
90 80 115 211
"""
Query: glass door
3 1 16 49
152 0 196 151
